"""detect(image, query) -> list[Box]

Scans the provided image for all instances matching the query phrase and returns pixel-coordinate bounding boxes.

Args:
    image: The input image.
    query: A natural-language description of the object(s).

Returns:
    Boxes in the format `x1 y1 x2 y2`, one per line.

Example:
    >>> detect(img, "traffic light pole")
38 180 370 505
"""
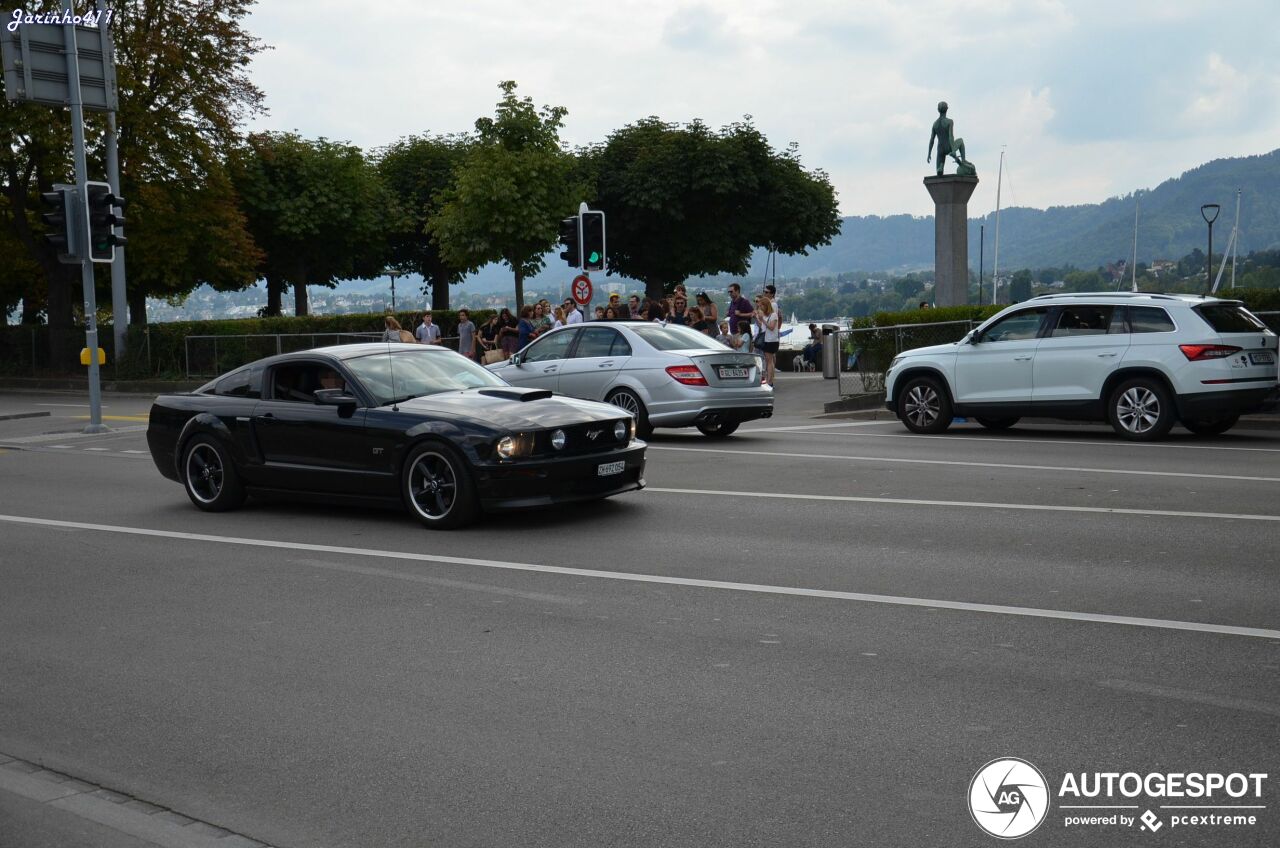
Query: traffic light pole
63 0 106 433
99 0 127 360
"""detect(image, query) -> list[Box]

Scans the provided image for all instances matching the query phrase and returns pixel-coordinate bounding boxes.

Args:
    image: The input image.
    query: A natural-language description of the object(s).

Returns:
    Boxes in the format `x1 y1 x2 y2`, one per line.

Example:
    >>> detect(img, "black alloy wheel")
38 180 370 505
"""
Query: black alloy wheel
1108 378 1175 441
607 389 653 439
696 421 740 438
897 376 953 434
403 442 478 530
975 417 1020 431
183 436 246 512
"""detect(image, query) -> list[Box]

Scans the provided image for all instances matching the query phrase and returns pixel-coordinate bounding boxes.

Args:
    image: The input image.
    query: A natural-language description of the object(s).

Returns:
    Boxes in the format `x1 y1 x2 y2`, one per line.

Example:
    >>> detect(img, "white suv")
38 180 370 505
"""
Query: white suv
884 293 1278 440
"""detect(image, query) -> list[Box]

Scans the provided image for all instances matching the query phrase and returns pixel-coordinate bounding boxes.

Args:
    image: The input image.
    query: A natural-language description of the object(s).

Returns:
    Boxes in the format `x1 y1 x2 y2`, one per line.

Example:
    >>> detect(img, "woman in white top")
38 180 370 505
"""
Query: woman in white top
756 297 780 387
551 306 567 330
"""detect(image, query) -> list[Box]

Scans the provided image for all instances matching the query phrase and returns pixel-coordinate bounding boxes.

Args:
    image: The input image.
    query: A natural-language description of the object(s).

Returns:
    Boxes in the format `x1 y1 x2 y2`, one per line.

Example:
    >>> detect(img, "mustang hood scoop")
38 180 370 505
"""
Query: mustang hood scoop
477 387 553 402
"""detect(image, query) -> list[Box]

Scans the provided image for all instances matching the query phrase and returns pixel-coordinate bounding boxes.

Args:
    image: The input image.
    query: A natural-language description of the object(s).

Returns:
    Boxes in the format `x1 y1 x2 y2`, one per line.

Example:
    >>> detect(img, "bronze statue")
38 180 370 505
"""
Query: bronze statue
927 102 975 176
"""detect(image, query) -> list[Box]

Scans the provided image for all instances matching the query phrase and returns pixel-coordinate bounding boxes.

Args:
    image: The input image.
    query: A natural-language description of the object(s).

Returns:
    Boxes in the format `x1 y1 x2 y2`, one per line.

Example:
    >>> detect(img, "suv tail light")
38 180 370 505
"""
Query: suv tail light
666 364 708 386
1179 344 1242 361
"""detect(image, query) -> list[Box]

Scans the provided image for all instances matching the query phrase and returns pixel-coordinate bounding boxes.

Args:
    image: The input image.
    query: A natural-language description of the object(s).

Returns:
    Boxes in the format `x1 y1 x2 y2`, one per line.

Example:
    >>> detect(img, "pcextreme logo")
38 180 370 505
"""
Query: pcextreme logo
969 758 1050 839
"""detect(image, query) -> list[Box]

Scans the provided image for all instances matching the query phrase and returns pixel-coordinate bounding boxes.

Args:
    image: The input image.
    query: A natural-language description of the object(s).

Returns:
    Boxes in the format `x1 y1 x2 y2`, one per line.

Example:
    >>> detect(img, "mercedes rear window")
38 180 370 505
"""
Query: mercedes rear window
632 325 729 351
1194 304 1267 333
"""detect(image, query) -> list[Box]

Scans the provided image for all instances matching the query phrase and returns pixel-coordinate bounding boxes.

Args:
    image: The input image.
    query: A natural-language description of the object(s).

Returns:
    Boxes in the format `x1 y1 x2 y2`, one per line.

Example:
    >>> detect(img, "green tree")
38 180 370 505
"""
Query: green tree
230 133 390 316
0 0 267 367
1009 269 1033 302
428 82 579 309
374 133 476 310
892 277 924 300
591 117 841 300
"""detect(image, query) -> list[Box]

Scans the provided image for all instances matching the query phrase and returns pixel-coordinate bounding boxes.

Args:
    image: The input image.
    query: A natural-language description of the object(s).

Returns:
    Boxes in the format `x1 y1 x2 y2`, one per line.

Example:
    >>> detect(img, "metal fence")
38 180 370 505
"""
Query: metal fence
182 333 465 378
836 319 980 396
0 324 127 377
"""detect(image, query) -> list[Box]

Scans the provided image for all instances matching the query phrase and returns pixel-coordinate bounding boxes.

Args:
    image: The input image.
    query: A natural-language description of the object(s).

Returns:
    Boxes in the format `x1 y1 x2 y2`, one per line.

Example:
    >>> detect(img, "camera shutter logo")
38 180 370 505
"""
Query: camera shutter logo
968 758 1050 839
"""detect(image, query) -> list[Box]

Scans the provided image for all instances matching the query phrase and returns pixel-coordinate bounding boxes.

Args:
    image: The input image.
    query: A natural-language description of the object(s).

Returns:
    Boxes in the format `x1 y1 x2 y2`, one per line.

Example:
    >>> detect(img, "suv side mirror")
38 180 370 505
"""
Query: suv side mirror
510 353 523 366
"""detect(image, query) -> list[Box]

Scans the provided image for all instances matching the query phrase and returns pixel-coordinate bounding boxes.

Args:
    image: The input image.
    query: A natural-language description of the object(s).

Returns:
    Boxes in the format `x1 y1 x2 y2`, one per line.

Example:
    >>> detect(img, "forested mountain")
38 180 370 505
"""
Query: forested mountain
754 148 1280 278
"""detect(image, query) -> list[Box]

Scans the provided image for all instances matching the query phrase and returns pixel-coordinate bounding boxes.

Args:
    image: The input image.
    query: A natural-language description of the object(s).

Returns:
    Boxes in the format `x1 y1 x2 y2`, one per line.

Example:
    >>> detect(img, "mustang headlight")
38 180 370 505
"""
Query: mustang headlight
551 429 567 450
495 434 533 459
614 420 628 441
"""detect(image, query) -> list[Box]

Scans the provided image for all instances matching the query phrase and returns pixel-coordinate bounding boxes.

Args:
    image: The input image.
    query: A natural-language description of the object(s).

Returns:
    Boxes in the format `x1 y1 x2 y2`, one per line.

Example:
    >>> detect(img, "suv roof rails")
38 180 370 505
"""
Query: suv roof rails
1029 291 1185 301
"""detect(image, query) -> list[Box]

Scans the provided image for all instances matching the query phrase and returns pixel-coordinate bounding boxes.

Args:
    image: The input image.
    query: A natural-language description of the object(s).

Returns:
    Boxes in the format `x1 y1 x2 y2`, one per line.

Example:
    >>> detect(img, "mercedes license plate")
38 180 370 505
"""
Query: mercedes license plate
1250 351 1275 365
597 460 625 477
716 365 749 379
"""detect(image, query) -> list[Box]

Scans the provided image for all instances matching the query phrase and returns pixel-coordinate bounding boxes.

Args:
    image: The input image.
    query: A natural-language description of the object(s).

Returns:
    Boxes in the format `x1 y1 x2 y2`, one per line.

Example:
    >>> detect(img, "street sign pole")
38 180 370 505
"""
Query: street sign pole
99 0 126 360
62 0 106 433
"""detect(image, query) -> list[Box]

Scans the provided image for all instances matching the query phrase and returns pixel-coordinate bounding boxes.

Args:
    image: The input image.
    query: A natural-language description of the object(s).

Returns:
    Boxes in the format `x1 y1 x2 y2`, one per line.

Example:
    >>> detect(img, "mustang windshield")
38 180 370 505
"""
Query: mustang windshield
346 349 507 405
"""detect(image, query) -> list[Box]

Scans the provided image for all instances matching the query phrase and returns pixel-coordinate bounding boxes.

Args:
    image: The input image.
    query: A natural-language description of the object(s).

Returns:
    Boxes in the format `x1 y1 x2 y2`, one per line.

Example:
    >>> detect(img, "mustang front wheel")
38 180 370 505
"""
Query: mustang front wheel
403 442 478 530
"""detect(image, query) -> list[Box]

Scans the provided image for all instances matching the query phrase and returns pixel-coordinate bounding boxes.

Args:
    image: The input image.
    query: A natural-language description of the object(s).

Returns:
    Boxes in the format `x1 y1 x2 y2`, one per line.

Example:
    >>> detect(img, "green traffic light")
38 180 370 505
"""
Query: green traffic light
588 251 600 263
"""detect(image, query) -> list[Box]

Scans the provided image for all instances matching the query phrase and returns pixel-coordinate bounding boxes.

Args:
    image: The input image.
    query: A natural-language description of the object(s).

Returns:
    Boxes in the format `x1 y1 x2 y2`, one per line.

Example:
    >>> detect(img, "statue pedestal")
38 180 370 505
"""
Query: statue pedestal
924 175 978 307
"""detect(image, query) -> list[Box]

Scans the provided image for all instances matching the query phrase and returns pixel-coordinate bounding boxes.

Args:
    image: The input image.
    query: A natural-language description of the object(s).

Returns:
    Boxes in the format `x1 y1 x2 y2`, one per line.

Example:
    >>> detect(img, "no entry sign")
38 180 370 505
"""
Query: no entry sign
571 274 593 306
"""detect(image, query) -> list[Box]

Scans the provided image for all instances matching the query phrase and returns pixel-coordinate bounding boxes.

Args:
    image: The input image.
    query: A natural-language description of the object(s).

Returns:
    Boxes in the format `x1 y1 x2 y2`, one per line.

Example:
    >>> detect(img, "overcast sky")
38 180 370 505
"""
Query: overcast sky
243 0 1280 219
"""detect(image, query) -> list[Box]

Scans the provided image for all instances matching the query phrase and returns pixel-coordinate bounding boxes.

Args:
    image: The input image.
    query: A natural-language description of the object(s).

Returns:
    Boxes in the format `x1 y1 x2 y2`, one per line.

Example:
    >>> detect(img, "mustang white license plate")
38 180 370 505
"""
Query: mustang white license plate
597 460 625 477
1250 352 1275 365
716 366 750 379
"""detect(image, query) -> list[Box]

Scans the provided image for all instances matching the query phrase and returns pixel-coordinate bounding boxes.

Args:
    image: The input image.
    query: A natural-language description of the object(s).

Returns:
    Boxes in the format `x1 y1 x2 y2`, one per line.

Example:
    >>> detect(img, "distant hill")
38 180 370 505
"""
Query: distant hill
754 148 1280 277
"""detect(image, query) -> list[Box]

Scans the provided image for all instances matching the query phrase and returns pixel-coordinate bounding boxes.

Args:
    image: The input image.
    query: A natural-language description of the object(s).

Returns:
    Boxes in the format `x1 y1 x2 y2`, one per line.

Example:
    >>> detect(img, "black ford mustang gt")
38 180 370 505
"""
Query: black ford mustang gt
147 343 646 529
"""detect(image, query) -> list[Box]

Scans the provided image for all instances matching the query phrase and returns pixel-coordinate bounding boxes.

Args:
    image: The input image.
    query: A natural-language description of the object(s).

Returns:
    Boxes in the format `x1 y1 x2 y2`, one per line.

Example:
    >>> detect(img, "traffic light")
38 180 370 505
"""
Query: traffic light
86 181 126 263
558 215 581 268
581 210 605 271
41 184 81 264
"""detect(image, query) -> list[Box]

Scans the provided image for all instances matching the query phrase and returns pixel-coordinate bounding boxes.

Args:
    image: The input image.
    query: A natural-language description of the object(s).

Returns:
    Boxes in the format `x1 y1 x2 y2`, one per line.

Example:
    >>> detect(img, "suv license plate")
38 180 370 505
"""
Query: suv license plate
716 366 749 379
1250 352 1275 365
597 461 625 477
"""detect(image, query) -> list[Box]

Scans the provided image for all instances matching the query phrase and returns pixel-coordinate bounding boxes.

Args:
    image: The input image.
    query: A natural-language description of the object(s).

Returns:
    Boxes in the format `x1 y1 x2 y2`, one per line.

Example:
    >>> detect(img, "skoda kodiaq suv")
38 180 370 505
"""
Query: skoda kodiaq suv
884 293 1278 440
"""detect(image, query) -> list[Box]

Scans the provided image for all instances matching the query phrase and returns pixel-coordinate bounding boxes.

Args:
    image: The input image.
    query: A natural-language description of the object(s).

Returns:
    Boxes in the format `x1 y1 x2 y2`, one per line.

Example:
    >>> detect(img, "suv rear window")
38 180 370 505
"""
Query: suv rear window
1194 304 1267 333
1128 306 1176 333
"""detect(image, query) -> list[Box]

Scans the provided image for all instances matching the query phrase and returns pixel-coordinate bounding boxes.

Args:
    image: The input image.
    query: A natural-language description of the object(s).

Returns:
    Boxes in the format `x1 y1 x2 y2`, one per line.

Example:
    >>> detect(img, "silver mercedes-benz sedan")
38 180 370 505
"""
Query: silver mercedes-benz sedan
487 321 773 437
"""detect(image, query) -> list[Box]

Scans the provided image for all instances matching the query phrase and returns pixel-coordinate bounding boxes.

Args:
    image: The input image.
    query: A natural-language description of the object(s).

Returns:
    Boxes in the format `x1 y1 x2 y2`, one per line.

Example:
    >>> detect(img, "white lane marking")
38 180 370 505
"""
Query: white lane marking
0 513 1276 641
83 447 109 452
645 487 1280 522
648 445 1280 483
121 450 146 454
739 421 893 433
777 428 1280 454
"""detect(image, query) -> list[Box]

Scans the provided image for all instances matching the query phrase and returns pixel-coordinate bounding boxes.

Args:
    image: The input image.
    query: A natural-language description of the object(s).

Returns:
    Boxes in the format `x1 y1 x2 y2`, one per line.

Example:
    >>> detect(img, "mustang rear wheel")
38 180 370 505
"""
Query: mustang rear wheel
182 435 245 512
607 389 653 439
403 442 478 530
897 376 952 434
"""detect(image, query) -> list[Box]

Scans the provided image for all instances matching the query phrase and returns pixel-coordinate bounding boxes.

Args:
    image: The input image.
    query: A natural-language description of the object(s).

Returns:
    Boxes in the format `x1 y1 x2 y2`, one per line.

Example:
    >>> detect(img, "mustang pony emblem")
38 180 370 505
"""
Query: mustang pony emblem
586 429 602 440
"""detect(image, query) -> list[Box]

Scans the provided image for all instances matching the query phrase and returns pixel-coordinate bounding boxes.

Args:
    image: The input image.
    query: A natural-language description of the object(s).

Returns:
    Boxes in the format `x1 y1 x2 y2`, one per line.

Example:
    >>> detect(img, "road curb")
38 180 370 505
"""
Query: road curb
0 754 272 848
0 411 50 422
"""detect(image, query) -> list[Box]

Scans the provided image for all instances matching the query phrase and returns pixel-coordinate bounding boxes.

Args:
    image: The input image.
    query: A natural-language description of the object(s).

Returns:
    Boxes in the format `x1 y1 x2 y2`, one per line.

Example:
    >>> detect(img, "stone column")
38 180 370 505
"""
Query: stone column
924 175 978 307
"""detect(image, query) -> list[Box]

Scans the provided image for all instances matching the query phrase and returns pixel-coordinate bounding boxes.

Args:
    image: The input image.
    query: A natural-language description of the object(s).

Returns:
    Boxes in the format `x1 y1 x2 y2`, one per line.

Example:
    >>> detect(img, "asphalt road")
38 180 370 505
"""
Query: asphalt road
1 378 1277 847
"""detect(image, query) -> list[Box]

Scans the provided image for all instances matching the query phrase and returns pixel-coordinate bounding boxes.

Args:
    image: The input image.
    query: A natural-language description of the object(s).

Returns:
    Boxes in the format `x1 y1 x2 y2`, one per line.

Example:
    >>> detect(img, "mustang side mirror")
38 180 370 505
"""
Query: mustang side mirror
314 388 358 416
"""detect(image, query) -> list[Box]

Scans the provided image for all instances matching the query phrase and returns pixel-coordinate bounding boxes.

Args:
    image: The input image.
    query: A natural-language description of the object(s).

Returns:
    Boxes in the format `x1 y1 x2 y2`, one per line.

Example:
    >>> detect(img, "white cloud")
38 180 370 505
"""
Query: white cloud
241 0 1280 217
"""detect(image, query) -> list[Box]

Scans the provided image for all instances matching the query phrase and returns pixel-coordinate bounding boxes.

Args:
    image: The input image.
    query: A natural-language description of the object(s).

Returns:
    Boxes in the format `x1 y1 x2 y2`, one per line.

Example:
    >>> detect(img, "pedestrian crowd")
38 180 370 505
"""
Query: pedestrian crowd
382 282 787 385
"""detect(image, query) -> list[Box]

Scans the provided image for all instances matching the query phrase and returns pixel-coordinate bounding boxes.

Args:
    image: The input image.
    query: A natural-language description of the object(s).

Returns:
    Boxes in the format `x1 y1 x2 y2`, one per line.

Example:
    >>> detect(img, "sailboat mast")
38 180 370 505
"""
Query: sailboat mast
992 148 1004 304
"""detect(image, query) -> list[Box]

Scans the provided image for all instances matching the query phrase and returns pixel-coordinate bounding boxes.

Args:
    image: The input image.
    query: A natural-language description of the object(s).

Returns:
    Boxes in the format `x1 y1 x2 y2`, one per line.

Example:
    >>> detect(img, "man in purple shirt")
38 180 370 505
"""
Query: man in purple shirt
727 283 754 337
